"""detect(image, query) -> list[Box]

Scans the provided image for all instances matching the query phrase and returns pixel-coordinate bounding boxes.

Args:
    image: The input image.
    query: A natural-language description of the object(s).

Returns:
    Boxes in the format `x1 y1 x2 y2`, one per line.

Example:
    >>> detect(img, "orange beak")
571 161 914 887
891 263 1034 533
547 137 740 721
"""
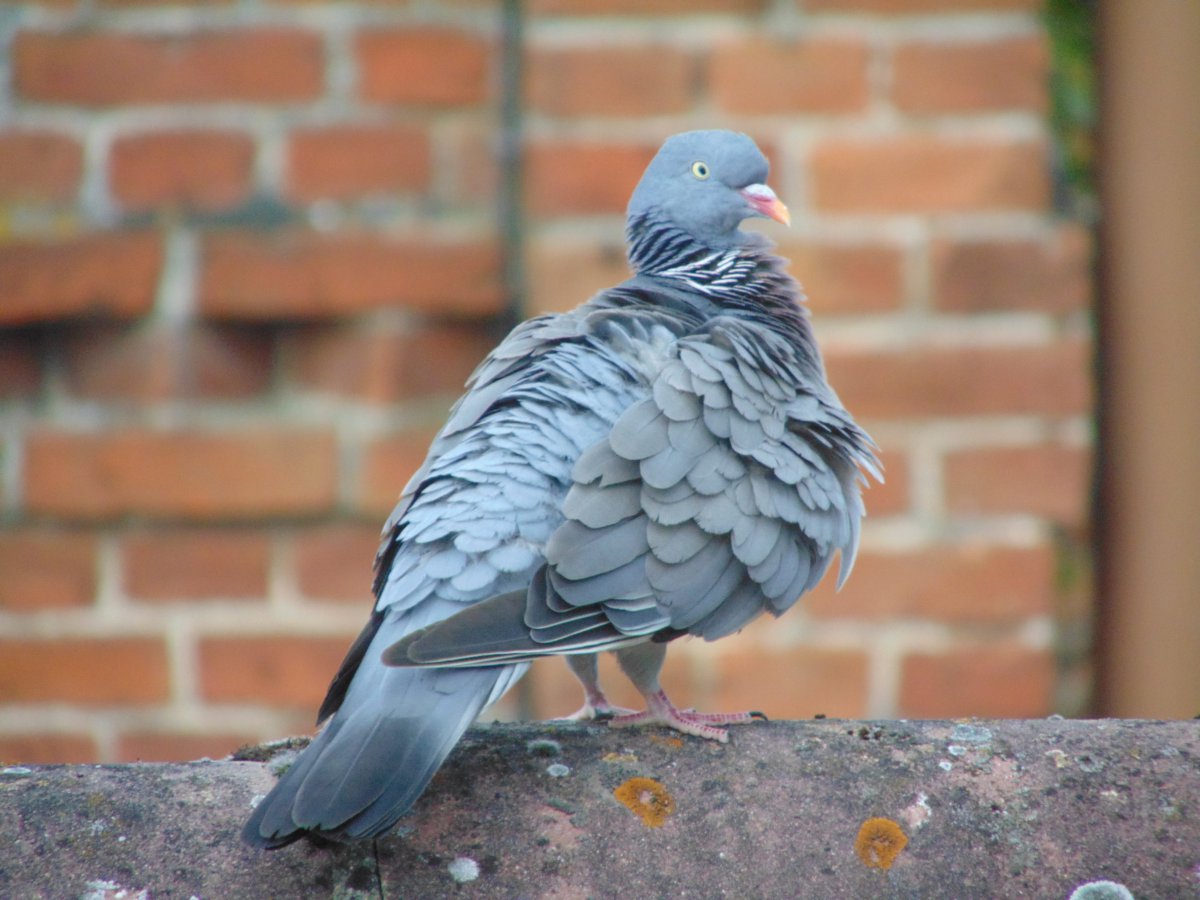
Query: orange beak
740 183 791 227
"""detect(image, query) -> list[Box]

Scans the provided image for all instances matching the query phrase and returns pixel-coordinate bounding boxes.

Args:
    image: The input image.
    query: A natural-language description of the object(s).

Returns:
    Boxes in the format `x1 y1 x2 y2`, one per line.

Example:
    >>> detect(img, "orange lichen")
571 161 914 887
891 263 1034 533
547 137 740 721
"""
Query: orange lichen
649 735 684 750
854 817 908 869
601 751 638 764
613 777 675 828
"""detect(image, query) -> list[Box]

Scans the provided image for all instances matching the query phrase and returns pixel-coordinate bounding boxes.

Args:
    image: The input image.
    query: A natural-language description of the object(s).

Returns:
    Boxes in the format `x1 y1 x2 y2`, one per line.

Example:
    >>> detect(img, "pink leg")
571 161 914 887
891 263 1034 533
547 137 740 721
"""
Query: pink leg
556 654 636 721
610 642 766 743
608 688 766 743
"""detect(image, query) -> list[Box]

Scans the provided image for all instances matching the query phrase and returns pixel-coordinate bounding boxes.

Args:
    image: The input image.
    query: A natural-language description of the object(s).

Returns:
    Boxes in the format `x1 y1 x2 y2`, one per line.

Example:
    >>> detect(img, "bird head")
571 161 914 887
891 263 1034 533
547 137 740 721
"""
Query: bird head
626 130 790 250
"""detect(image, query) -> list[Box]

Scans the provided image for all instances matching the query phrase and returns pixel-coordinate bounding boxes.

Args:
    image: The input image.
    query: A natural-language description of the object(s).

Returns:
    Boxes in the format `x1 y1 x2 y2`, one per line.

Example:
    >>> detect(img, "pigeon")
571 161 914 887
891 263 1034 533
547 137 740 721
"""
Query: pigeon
242 129 880 849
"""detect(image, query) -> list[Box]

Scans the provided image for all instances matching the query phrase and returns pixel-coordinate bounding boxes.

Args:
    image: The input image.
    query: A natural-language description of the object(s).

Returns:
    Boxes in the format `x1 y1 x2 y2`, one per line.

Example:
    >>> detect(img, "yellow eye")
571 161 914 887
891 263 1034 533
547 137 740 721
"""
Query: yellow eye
691 161 710 180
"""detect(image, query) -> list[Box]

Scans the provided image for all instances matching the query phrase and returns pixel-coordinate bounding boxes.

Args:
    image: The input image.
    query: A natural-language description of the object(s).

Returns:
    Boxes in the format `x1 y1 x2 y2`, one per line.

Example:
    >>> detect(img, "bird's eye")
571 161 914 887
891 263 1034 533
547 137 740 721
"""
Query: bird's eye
691 161 710 180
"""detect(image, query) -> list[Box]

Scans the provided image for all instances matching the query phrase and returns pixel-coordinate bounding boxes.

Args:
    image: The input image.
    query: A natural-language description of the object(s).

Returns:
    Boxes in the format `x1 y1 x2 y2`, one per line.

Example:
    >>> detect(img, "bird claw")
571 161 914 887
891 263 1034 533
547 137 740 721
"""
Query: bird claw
555 700 637 722
607 690 766 743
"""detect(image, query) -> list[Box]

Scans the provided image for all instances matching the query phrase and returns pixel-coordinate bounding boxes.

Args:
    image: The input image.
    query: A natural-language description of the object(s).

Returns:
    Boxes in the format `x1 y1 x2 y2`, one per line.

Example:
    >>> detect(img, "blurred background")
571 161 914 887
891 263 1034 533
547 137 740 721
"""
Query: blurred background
0 0 1195 764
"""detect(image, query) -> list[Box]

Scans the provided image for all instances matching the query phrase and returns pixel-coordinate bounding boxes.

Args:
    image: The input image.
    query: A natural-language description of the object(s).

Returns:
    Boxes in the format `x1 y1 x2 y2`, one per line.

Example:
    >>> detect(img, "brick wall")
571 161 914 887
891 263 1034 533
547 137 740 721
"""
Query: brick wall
0 0 1093 764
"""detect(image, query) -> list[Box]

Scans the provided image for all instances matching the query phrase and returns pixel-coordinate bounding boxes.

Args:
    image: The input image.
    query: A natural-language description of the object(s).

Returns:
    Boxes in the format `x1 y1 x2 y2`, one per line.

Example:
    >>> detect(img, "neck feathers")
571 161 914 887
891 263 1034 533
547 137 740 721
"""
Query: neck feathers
626 212 804 316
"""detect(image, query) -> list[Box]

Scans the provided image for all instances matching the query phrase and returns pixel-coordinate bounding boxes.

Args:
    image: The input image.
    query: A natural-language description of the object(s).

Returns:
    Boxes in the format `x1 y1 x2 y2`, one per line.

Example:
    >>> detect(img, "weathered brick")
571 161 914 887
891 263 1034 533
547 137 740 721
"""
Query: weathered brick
893 35 1049 114
61 324 274 402
824 338 1092 419
525 233 632 316
0 131 83 202
945 444 1091 525
356 429 441 520
291 524 381 603
931 226 1092 314
0 528 97 611
713 638 870 719
806 0 1039 11
0 734 98 765
199 231 504 319
899 646 1054 718
286 125 431 202
116 732 253 763
197 635 356 708
811 136 1050 213
806 544 1055 623
0 638 170 705
14 30 322 105
357 28 491 106
0 233 162 325
526 46 695 117
109 130 255 212
22 428 338 521
122 527 271 601
777 239 906 315
284 321 491 402
710 37 869 115
525 140 657 217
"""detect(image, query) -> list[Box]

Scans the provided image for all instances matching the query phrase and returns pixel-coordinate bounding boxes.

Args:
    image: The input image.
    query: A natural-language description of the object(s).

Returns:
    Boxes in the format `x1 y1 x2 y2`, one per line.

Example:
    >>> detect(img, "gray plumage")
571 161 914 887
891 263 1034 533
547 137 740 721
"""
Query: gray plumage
243 129 879 849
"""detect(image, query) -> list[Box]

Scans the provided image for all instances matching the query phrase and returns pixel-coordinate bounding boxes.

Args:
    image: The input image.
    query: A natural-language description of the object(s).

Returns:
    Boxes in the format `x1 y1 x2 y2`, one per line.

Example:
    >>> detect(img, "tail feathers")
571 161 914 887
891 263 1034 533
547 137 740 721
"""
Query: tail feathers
242 666 511 848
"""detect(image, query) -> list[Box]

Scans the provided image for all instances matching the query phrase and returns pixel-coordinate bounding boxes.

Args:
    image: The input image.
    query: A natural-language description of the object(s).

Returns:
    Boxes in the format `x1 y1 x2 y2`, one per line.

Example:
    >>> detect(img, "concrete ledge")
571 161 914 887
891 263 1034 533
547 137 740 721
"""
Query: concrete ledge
2 719 1197 898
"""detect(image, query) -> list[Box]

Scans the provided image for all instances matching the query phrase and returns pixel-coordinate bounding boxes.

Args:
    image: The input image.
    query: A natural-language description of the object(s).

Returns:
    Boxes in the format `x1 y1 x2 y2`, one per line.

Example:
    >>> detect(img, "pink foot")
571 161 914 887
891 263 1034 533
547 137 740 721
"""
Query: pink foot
608 689 767 743
557 699 638 722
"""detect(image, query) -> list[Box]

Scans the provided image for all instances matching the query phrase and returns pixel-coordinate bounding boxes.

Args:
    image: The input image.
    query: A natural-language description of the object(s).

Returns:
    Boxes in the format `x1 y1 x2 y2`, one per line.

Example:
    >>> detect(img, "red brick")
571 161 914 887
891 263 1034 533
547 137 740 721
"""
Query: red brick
806 0 1039 11
0 638 170 705
357 28 491 107
824 338 1092 420
893 35 1049 114
0 528 97 611
199 231 504 319
22 428 338 521
0 233 161 325
945 444 1091 525
198 635 356 708
806 544 1055 623
710 37 869 115
356 429 440 519
530 0 765 13
0 332 43 399
526 46 695 117
116 732 253 763
122 527 271 601
899 645 1054 718
525 140 657 217
931 226 1092 314
863 449 909 517
61 324 274 402
292 524 380 603
284 321 491 402
713 629 869 718
13 30 322 105
0 734 98 765
440 123 500 209
286 125 431 202
811 136 1050 213
0 131 83 202
109 130 255 212
526 233 633 316
778 240 906 315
